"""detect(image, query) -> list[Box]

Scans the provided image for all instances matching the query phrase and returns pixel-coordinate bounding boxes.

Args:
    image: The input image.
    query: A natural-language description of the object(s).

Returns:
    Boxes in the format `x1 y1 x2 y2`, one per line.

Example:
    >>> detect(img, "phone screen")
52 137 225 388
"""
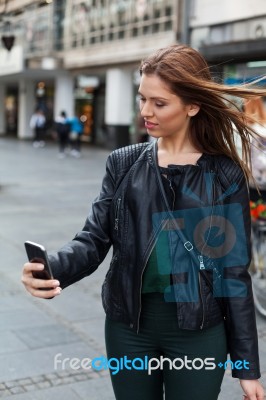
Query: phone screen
24 241 54 281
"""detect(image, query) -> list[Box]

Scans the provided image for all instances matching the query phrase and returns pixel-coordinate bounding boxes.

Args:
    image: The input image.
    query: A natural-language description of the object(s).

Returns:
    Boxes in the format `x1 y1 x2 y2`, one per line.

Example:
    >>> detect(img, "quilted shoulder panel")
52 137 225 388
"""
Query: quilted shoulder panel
110 143 150 178
215 155 244 187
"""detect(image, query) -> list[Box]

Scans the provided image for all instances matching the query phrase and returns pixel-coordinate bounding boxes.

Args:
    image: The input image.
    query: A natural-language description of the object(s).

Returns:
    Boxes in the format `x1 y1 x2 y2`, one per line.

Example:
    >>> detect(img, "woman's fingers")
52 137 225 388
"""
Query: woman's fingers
23 262 45 275
21 262 61 298
30 286 62 299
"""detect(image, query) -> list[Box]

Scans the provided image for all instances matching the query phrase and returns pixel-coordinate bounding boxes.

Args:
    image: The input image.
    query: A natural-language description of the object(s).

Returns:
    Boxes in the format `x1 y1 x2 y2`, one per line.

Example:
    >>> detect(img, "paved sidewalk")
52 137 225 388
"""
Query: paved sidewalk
0 137 265 399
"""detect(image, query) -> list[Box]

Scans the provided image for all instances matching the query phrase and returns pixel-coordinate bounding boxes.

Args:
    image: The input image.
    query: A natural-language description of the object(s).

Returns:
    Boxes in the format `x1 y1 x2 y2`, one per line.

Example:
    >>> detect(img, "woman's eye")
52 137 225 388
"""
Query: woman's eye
155 103 165 107
139 97 146 102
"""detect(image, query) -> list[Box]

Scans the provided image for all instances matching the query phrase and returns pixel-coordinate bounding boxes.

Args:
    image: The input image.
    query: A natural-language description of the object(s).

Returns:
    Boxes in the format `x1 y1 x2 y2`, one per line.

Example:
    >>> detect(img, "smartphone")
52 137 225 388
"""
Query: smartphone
24 241 54 281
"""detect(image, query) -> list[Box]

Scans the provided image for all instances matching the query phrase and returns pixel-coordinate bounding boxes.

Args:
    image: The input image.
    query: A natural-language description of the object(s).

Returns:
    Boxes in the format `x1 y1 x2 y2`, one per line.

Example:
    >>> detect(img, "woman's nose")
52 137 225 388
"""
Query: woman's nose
140 102 153 118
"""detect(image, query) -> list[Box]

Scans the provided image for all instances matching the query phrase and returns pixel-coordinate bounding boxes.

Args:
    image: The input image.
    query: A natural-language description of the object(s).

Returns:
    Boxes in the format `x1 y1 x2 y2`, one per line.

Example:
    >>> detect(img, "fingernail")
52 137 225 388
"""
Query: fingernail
55 287 62 294
53 280 60 286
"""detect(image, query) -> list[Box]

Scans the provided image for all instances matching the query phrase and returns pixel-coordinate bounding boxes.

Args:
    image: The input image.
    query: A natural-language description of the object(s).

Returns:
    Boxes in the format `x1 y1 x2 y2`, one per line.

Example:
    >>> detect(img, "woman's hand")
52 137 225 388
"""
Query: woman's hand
240 379 265 400
21 262 62 298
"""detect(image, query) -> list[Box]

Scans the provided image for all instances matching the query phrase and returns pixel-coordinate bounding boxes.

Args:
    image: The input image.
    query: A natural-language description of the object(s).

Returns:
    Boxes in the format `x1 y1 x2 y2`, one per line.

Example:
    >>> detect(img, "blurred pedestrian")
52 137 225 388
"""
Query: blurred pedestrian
69 115 84 158
54 111 71 158
29 108 46 148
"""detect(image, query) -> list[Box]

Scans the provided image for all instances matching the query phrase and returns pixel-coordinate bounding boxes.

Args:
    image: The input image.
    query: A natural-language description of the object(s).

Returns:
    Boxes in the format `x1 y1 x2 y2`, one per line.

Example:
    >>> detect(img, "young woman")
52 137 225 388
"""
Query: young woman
22 45 265 400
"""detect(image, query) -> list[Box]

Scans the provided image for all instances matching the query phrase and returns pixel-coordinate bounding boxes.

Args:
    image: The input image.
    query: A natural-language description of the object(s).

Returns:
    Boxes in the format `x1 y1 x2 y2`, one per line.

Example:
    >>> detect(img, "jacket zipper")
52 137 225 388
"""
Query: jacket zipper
136 243 155 333
198 271 205 329
198 255 206 329
114 198 121 231
197 170 215 329
136 178 174 333
166 173 206 330
168 177 176 211
197 253 206 330
136 222 164 333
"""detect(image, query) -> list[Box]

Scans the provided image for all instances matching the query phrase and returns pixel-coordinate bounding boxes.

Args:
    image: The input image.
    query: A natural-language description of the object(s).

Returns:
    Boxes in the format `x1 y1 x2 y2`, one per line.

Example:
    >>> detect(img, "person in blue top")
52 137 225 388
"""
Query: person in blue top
69 115 84 158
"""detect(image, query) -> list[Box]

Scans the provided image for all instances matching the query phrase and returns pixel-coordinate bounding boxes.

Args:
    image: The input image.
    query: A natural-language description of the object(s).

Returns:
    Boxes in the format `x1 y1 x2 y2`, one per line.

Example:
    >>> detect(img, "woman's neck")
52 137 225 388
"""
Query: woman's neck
157 137 202 167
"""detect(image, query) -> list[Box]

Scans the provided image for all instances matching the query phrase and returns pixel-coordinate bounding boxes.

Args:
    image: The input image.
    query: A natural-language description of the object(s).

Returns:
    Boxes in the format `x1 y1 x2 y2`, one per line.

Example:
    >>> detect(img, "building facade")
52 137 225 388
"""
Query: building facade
190 0 266 86
1 0 266 147
0 0 182 147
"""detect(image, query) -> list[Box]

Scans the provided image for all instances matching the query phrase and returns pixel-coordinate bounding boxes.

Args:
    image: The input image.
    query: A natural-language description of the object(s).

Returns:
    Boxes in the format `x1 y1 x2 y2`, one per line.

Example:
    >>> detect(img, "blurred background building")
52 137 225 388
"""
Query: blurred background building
190 0 266 86
0 0 265 148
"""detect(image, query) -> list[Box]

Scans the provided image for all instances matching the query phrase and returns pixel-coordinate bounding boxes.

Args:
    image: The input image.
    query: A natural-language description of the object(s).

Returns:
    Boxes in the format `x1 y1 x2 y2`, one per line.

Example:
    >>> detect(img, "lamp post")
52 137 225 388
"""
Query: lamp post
0 0 15 51
1 20 15 51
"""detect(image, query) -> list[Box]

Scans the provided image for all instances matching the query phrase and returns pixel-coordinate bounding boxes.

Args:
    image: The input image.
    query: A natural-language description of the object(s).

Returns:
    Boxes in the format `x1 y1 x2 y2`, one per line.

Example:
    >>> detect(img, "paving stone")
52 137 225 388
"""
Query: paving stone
73 374 88 382
56 370 71 378
69 368 83 375
0 331 28 354
39 288 104 323
0 342 97 382
60 377 76 385
0 310 53 332
0 295 39 314
23 384 38 391
0 386 83 400
17 379 32 386
9 386 25 394
36 381 51 390
87 371 101 379
73 317 106 352
31 376 45 383
15 324 80 350
5 381 17 389
49 378 63 386
44 373 59 381
0 390 11 397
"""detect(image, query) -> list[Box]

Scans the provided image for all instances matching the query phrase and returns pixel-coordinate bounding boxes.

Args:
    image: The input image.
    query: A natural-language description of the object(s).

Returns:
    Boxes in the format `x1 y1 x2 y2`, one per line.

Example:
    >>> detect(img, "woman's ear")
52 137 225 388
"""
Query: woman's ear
188 104 200 117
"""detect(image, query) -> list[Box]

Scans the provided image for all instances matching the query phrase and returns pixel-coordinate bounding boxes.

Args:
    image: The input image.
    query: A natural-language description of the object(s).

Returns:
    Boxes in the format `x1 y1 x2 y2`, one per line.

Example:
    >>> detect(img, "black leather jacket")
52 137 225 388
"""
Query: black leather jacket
49 141 260 379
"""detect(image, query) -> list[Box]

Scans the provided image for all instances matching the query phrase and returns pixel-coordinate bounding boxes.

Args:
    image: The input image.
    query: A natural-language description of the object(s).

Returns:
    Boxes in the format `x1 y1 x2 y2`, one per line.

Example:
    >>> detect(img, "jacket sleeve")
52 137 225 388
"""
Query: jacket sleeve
48 153 116 289
218 157 261 380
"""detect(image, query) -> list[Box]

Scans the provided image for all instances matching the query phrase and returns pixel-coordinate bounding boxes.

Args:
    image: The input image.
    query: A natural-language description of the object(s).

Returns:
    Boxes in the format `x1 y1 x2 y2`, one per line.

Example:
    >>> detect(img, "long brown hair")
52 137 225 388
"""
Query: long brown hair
140 44 266 181
243 97 266 125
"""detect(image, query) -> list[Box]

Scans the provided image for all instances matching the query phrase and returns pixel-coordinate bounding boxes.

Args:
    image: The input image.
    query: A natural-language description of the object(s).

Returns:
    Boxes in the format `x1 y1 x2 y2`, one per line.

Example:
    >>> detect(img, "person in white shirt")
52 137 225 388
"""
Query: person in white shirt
29 108 46 148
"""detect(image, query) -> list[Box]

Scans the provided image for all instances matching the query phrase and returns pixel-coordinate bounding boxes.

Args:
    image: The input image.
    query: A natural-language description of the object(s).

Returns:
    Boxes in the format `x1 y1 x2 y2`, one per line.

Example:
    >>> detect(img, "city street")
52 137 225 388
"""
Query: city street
0 136 265 399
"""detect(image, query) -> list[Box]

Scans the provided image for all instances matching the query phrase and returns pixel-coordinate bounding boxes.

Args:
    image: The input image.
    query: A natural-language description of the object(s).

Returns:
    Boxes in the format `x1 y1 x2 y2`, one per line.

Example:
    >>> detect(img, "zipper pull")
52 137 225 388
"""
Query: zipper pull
198 255 205 270
114 198 121 231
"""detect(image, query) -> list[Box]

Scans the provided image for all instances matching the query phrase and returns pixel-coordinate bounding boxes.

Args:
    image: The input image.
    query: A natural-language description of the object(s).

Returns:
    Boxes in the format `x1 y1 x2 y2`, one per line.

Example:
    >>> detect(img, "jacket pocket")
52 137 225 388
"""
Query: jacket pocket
101 255 122 314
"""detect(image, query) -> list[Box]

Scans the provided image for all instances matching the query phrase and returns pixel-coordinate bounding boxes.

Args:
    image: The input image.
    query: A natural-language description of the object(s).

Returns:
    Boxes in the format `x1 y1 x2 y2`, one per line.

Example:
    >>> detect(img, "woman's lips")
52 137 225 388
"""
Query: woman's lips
145 121 158 129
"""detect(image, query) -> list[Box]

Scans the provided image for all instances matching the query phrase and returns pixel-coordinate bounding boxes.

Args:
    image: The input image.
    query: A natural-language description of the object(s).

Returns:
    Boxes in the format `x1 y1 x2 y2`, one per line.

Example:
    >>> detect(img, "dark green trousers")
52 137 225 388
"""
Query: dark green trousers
105 293 227 400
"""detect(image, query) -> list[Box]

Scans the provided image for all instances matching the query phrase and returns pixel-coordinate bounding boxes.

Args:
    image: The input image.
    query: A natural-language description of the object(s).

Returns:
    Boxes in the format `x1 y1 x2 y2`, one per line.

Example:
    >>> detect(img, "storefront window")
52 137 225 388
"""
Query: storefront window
66 0 175 49
74 75 101 142
23 4 53 55
5 89 18 135
53 0 66 50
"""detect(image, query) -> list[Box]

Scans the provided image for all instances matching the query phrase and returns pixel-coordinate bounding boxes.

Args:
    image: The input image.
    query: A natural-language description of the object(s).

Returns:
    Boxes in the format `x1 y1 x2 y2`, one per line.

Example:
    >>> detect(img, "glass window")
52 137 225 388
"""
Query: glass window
66 0 175 49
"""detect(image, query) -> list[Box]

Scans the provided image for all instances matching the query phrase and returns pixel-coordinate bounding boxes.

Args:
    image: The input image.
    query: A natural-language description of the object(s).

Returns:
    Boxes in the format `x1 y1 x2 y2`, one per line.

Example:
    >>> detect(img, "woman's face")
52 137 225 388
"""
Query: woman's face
138 74 199 139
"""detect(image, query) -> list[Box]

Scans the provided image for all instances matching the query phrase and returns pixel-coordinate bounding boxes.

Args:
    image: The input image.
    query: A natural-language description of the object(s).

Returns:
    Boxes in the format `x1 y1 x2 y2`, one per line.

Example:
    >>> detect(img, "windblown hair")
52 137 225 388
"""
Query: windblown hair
243 97 266 125
140 44 266 181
